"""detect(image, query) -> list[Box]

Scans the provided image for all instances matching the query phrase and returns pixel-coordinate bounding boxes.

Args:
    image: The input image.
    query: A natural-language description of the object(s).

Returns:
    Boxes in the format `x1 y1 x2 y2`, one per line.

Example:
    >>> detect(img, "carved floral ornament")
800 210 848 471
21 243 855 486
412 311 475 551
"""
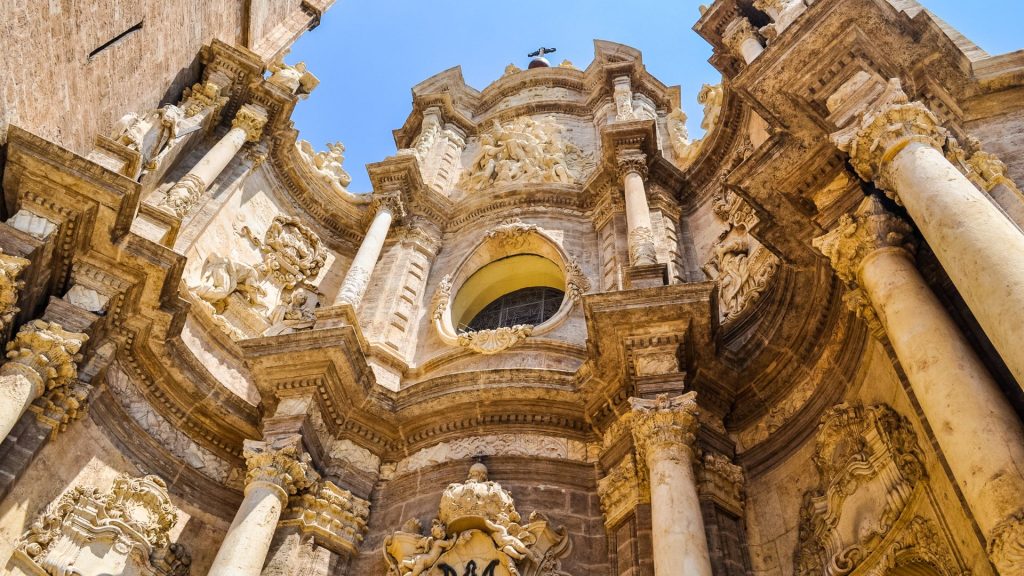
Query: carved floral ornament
384 463 571 576
433 220 590 355
3 319 88 398
793 403 950 576
15 474 190 576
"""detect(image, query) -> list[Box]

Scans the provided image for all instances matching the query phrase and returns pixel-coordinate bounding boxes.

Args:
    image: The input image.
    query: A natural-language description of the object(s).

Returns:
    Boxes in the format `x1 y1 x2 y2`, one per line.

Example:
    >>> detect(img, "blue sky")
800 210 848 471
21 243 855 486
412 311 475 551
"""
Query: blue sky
288 0 1021 193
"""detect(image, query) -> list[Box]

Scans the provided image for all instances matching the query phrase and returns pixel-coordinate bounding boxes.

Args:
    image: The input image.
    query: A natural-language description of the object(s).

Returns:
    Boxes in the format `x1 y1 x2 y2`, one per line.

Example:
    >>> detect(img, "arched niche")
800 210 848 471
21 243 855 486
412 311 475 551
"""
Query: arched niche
432 218 589 355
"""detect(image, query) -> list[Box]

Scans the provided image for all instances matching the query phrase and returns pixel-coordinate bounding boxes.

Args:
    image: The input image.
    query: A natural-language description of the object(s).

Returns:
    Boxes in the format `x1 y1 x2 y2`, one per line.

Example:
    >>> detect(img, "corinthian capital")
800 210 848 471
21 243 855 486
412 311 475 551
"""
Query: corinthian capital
0 249 30 328
722 17 760 59
232 104 269 142
989 513 1024 576
830 80 947 193
2 320 88 398
812 195 916 286
616 152 649 180
243 436 318 500
370 192 406 220
628 392 700 462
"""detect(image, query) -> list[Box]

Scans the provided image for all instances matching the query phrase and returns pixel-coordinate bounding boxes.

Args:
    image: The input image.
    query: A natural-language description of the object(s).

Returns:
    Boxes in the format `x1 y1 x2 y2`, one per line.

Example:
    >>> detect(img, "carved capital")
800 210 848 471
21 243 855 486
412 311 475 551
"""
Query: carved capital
699 453 745 515
722 17 760 58
616 152 648 180
231 104 268 142
812 195 915 286
628 392 700 464
181 80 228 118
989 513 1024 576
160 173 207 218
831 82 947 194
0 249 30 328
280 481 370 555
243 436 318 501
2 320 88 398
597 455 650 528
370 192 407 220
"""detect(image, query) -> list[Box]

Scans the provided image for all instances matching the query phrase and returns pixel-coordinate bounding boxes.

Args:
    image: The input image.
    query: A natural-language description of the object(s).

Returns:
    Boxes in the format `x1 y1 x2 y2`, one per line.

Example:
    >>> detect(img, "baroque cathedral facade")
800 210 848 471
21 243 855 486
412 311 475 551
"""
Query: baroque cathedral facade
1 0 1023 574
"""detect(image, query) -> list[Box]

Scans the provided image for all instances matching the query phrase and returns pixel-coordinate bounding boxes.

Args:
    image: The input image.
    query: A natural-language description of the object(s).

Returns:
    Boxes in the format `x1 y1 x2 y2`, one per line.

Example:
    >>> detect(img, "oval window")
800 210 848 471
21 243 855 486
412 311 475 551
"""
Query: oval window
451 254 565 331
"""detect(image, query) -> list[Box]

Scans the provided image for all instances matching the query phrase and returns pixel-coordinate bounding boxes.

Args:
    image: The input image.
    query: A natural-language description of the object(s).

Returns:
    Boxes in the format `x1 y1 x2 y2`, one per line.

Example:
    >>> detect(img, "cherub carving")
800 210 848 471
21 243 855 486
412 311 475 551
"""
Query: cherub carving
193 254 266 311
402 520 465 576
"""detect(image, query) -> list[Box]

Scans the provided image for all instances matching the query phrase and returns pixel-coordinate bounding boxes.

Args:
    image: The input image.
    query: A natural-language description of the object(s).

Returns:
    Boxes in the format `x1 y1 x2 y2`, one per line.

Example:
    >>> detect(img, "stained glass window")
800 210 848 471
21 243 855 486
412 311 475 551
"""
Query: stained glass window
464 287 564 331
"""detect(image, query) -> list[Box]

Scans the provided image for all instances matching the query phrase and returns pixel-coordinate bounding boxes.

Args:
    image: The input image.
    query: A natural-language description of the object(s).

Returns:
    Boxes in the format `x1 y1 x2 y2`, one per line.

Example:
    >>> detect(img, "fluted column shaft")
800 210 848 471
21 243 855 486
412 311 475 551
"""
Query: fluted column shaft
0 320 87 442
629 392 712 576
335 194 404 307
618 155 658 266
208 437 317 576
815 197 1024 573
837 94 1024 388
162 104 267 218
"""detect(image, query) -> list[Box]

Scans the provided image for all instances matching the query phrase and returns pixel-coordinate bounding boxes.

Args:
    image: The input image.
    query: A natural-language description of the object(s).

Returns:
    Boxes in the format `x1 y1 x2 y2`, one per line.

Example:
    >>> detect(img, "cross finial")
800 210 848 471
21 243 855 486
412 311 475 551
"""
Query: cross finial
528 46 557 58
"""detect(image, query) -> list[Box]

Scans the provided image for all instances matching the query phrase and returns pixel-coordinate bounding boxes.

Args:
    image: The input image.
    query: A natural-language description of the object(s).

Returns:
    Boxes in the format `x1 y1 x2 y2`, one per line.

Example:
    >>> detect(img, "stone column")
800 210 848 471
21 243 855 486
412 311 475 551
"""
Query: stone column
628 392 713 576
0 320 87 443
335 194 405 307
814 196 1024 573
161 103 268 218
617 153 658 266
835 87 1024 389
723 17 764 64
208 436 318 576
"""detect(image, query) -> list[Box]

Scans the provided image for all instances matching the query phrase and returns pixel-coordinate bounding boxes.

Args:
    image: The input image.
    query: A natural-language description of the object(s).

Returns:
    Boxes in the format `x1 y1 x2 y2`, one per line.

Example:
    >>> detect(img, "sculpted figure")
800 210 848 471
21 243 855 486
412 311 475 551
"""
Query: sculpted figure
401 520 460 576
194 254 265 310
264 287 318 336
716 229 753 316
698 84 724 134
110 105 186 173
268 52 318 96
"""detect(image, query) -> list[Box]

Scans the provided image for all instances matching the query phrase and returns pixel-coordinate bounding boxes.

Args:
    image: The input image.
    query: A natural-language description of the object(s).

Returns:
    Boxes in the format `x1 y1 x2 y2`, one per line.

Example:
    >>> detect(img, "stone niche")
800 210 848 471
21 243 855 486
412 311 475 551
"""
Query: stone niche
383 463 572 576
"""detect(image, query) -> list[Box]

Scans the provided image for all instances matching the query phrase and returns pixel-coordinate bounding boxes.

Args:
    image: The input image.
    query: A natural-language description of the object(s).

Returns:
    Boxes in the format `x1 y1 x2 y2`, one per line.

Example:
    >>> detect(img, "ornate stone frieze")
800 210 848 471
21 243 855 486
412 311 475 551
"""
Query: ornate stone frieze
830 79 947 196
3 320 88 398
597 455 650 528
0 249 30 329
628 392 700 465
384 464 572 576
243 436 319 498
16 474 188 576
859 516 967 576
812 195 916 286
232 104 269 142
394 434 595 477
457 325 534 355
968 149 1019 193
280 481 370 555
988 513 1024 576
459 115 594 191
484 218 540 250
794 403 926 576
699 453 745 516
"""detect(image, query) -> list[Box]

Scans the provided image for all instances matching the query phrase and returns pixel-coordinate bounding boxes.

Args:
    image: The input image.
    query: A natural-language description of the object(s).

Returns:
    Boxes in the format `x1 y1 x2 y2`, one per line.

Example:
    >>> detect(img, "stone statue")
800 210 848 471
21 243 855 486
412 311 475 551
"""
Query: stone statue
264 286 319 336
667 108 700 166
193 254 266 311
297 140 371 204
110 104 186 174
268 52 319 97
698 83 724 134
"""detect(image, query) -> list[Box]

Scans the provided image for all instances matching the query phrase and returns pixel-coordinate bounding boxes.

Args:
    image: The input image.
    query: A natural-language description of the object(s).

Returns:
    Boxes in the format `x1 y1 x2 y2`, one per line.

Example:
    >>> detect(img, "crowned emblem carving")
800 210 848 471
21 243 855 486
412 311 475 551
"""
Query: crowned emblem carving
794 403 926 576
260 215 327 288
459 116 594 191
384 463 571 576
15 474 189 576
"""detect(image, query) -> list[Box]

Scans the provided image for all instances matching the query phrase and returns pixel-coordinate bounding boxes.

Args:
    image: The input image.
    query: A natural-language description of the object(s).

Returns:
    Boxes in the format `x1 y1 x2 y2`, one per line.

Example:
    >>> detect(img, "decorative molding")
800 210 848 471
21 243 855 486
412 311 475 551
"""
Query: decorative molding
722 17 760 58
699 452 745 516
597 455 649 528
393 434 595 477
161 173 207 219
483 217 540 250
458 325 534 355
260 215 327 288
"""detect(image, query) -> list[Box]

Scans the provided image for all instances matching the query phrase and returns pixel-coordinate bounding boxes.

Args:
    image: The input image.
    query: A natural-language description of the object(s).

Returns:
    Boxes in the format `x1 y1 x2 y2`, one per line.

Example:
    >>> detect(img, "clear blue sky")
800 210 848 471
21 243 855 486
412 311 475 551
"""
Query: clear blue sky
289 0 1021 193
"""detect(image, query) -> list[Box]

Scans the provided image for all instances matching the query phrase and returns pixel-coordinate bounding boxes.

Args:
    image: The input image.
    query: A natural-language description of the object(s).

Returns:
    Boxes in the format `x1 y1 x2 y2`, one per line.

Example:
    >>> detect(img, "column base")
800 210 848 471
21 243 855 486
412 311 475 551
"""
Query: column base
625 263 668 289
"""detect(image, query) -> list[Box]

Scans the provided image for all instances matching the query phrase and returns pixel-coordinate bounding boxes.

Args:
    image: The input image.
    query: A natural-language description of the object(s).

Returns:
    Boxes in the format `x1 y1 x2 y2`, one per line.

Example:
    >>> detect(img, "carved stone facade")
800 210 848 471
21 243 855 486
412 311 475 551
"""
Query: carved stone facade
1 3 1023 576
